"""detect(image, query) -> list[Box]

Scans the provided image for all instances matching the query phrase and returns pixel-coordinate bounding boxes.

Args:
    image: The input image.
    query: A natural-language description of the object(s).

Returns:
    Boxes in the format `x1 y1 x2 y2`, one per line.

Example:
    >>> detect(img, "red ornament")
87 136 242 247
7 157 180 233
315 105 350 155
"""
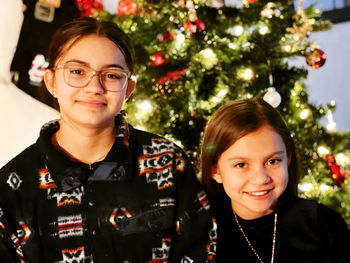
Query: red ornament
118 0 138 16
182 19 205 35
183 21 195 31
324 154 346 186
75 0 103 16
306 48 326 69
196 18 205 31
157 68 189 85
247 0 259 3
157 31 176 43
151 51 169 66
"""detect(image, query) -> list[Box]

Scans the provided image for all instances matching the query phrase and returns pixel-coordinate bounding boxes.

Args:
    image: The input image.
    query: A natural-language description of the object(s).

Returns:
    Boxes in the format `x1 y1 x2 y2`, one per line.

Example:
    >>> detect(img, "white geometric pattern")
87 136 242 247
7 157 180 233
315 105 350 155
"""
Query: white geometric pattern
7 172 22 190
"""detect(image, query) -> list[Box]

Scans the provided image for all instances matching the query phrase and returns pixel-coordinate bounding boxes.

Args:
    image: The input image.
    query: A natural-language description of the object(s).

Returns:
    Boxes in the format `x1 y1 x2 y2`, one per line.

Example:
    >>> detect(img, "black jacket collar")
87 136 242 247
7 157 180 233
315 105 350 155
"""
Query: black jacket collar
36 114 131 192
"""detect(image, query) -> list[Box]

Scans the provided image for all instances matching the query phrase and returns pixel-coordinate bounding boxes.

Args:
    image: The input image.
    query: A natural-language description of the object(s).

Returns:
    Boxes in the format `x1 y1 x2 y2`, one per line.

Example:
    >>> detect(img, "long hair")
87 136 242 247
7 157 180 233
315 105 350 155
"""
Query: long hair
200 98 300 200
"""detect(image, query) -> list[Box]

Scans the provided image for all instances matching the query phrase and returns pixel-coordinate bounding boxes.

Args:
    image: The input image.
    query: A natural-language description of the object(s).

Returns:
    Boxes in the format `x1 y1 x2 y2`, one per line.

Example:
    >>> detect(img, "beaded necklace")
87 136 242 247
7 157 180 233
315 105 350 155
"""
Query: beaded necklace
233 212 278 263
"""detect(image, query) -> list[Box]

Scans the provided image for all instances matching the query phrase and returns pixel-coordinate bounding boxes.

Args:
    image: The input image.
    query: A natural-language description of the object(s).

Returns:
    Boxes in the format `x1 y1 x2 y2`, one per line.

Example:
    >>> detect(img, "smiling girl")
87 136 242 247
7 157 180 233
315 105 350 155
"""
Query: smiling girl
0 17 216 262
201 98 349 263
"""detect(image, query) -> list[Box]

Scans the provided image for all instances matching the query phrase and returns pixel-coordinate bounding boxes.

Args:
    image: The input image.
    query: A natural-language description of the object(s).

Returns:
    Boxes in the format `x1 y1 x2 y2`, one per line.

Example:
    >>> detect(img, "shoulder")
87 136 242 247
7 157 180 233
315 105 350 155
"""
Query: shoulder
280 196 349 234
129 125 187 157
0 143 41 184
279 196 328 222
0 143 39 171
282 196 345 222
0 142 43 210
315 202 349 233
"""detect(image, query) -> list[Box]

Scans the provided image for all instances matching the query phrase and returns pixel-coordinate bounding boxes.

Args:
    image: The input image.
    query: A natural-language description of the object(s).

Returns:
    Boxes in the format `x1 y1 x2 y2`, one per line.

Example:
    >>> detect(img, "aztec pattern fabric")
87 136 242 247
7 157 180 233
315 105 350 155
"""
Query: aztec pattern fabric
0 115 217 262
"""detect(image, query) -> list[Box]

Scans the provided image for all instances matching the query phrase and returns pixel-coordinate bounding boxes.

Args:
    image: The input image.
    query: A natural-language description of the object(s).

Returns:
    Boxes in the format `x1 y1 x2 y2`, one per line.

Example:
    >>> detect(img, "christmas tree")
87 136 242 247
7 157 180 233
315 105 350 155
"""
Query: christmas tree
82 0 350 225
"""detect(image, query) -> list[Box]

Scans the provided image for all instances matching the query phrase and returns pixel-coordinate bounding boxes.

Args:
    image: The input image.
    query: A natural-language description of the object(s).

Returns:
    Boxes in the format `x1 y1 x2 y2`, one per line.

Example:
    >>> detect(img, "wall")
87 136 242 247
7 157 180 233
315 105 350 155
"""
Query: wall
0 0 59 167
302 21 350 132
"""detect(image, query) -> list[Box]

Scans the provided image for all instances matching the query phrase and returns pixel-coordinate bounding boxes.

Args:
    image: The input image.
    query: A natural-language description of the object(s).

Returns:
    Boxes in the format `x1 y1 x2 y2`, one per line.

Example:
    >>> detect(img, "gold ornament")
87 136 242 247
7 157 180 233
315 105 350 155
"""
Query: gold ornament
285 0 313 48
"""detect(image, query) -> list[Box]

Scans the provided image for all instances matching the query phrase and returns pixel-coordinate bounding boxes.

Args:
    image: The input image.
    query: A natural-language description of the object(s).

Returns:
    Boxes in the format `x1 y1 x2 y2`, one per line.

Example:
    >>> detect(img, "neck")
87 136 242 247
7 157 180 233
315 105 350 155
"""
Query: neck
53 119 116 165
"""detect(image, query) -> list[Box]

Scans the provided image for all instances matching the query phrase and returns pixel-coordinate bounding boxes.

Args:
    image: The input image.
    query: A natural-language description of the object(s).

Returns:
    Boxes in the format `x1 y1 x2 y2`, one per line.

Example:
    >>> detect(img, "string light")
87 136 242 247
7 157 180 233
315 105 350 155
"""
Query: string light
174 33 186 49
227 25 244 37
317 146 330 156
242 68 254 80
212 88 228 103
298 182 313 193
197 48 218 69
136 100 153 115
320 184 331 192
259 25 269 35
237 68 254 81
228 42 238 49
282 44 292 52
300 108 310 119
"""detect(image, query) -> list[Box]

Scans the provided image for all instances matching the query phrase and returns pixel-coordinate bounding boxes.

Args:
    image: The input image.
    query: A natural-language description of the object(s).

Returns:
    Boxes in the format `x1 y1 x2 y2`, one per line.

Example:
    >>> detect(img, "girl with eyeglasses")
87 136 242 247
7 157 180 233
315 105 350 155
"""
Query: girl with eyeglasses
0 17 216 262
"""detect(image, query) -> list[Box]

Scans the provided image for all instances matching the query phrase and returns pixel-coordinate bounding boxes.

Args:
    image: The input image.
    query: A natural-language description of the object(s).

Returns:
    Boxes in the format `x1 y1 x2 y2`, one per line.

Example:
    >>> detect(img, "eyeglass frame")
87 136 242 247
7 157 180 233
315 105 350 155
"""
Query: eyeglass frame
54 62 132 92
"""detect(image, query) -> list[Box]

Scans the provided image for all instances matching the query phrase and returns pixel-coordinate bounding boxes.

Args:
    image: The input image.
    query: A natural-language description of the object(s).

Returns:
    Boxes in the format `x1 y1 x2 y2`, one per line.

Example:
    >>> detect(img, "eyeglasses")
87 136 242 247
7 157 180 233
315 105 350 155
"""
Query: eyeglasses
55 62 131 92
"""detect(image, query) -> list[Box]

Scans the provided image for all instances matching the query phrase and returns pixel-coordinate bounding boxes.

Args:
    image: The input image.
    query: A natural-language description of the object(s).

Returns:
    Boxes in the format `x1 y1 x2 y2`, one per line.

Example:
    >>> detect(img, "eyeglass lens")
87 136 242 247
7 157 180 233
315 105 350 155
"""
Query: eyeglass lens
62 63 129 92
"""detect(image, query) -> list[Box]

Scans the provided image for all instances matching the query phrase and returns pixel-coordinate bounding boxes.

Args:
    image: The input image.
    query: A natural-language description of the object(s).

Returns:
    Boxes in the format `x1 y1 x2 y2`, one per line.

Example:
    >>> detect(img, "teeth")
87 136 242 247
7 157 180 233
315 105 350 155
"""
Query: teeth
249 191 268 196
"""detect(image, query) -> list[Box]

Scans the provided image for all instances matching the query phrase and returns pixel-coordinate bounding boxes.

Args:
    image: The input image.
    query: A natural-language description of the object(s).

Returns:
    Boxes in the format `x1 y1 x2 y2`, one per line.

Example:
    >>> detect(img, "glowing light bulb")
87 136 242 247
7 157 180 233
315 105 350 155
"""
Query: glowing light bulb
320 184 331 192
241 68 254 81
282 45 291 52
228 43 237 49
212 88 228 103
317 146 329 155
300 109 310 119
335 153 347 164
175 33 186 48
259 25 269 35
197 48 218 69
137 100 153 114
227 25 244 37
298 183 313 192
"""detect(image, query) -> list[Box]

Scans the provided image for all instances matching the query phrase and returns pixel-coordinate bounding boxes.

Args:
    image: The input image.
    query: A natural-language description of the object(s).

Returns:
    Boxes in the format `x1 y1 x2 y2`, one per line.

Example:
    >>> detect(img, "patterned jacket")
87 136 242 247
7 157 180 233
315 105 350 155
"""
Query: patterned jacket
0 115 216 262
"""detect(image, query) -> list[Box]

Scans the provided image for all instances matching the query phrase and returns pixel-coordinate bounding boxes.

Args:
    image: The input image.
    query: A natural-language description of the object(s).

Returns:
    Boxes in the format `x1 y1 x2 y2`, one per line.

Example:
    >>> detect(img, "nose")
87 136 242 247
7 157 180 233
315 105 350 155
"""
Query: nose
250 165 271 185
83 72 105 94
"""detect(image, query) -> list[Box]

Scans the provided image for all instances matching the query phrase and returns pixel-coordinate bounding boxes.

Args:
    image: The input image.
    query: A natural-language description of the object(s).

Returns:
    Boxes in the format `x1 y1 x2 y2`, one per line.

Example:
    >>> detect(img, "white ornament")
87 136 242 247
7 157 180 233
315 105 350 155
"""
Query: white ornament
263 87 281 108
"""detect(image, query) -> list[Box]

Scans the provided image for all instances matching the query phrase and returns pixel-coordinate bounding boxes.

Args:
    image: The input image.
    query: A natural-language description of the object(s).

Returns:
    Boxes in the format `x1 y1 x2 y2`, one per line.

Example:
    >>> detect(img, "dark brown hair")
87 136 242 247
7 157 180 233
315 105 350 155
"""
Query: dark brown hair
200 98 300 199
47 16 135 72
41 17 136 108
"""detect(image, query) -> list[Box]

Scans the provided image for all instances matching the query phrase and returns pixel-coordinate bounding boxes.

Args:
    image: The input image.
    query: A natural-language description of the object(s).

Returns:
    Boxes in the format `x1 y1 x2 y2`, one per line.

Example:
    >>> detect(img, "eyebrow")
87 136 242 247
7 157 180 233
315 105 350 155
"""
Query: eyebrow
226 151 286 161
64 59 126 70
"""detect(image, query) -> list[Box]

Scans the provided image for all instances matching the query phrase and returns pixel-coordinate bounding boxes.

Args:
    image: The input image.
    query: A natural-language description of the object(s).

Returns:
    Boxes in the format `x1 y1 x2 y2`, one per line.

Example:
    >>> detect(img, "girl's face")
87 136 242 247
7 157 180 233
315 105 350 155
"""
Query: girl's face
212 125 289 220
44 34 134 130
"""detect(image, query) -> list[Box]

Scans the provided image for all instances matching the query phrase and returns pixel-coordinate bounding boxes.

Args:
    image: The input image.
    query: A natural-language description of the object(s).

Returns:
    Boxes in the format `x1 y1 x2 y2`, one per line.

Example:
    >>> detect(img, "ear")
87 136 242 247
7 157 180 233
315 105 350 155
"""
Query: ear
44 69 56 97
211 166 223 184
125 79 136 100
